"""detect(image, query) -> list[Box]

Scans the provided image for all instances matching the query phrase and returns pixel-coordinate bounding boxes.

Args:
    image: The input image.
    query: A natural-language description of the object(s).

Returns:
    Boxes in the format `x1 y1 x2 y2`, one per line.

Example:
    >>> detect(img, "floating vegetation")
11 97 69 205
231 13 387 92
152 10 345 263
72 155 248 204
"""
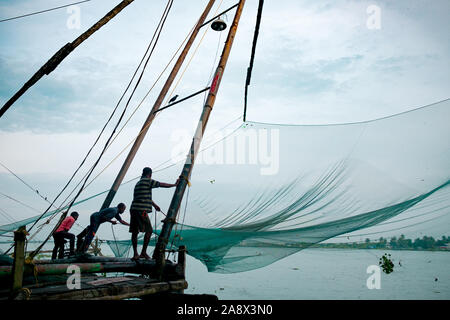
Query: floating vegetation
379 253 394 274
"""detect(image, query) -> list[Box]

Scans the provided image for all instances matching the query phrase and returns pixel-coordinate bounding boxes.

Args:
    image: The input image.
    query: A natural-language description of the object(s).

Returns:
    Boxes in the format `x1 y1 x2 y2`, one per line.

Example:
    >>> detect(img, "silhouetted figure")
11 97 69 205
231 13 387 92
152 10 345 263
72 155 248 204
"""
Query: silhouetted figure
52 211 79 259
77 203 129 253
129 167 178 260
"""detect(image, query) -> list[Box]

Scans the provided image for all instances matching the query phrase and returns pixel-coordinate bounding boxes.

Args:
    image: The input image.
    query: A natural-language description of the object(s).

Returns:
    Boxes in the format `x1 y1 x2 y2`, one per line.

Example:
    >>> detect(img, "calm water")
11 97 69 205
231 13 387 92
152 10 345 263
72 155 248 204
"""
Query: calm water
184 248 450 300
4 244 447 299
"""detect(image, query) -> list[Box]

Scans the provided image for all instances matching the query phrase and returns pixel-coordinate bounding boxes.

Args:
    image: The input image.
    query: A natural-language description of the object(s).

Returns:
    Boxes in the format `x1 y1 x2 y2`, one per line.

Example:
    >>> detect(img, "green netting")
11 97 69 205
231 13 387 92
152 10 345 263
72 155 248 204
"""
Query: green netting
1 100 449 271
0 189 109 235
106 99 450 273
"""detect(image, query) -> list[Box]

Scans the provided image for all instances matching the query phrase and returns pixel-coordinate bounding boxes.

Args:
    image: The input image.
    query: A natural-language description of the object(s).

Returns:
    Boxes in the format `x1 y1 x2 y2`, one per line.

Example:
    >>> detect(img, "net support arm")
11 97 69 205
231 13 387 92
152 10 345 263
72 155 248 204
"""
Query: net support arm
0 0 135 119
152 0 247 279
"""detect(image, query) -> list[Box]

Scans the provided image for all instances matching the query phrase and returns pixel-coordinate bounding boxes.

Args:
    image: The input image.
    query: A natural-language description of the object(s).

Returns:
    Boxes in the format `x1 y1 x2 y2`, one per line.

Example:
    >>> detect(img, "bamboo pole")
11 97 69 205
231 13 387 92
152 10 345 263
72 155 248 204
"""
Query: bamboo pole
28 279 188 300
34 256 145 264
10 226 27 295
153 0 246 278
91 280 188 300
100 0 217 210
0 0 135 119
244 0 264 121
0 259 178 278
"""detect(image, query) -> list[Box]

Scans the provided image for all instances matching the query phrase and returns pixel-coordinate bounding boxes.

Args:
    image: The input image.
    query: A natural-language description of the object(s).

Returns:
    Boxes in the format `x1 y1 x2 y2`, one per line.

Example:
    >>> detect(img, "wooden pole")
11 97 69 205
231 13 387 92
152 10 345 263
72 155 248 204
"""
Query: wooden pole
0 259 178 278
10 226 27 296
0 0 135 119
174 245 187 293
244 0 264 122
28 279 188 300
100 0 217 210
176 245 187 279
153 0 246 278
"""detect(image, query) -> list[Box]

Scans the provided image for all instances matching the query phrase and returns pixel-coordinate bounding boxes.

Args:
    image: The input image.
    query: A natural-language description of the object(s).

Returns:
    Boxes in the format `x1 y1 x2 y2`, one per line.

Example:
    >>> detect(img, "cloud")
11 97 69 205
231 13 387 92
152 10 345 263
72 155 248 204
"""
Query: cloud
0 1 449 239
1 0 449 131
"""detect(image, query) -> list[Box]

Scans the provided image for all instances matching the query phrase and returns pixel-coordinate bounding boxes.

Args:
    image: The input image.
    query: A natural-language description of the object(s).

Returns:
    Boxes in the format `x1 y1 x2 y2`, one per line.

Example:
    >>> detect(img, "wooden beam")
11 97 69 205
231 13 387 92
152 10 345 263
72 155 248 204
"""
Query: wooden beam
28 278 187 300
173 246 187 293
175 246 186 278
1 259 178 278
91 280 188 300
10 226 27 297
153 0 247 278
100 0 217 210
0 0 135 118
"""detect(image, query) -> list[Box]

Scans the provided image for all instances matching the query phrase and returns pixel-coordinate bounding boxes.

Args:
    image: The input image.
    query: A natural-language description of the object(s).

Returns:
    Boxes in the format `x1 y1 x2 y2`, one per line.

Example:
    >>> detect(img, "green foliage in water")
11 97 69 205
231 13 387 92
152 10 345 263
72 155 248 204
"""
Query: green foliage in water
379 253 394 274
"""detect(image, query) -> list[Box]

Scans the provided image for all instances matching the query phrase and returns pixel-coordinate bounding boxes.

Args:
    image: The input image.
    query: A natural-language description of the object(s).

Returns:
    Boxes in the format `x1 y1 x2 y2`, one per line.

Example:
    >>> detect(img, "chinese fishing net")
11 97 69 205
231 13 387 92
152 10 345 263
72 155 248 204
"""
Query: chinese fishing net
106 99 450 273
1 100 449 273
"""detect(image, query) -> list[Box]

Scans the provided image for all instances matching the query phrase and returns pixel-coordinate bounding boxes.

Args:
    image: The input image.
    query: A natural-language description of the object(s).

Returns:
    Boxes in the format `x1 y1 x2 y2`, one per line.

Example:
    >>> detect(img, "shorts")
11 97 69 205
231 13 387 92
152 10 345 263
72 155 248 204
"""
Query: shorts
129 209 152 233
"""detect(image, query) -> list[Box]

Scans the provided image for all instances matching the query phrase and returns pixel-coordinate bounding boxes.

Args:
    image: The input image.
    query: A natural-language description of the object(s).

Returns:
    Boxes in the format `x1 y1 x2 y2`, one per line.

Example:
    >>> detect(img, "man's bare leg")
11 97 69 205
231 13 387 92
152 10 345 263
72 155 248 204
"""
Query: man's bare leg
131 232 139 260
139 231 152 259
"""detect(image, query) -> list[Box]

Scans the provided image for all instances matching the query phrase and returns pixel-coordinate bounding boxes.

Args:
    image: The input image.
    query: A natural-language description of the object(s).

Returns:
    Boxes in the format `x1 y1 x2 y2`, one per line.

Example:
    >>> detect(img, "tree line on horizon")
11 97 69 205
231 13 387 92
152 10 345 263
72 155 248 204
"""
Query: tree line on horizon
314 235 450 250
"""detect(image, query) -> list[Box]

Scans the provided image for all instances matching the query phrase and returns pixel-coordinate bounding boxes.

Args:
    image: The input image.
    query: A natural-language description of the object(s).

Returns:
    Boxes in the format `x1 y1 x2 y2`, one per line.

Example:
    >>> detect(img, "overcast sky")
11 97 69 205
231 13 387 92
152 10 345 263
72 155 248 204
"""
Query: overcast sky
0 0 449 241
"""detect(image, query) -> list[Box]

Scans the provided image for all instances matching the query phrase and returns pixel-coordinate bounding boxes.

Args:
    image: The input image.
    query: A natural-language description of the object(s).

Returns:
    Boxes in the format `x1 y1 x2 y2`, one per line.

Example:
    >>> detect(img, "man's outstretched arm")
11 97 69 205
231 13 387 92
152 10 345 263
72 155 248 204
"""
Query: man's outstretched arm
115 214 130 226
119 220 130 226
159 179 179 188
108 218 129 226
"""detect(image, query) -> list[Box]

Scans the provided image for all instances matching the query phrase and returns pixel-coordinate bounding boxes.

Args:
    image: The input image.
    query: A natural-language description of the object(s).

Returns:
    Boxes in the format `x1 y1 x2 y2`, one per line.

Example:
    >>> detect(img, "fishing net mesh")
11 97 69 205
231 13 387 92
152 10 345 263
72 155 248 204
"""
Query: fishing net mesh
2 100 449 273
108 100 450 273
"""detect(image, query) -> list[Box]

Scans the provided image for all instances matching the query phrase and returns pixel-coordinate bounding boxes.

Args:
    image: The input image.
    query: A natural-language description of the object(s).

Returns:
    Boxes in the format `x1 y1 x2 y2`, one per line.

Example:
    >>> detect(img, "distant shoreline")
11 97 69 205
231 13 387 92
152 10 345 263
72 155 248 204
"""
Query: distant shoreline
308 244 450 252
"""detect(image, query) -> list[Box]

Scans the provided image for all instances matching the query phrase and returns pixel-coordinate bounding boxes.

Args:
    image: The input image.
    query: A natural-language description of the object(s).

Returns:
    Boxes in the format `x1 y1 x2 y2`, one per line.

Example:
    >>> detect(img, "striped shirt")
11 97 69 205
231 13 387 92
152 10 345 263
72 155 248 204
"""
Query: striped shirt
130 178 160 212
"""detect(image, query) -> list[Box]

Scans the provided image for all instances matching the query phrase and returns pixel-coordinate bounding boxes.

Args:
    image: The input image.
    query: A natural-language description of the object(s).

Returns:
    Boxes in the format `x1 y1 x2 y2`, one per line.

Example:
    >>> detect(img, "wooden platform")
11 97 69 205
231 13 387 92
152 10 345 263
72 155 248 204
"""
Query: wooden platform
2 274 188 300
0 246 189 300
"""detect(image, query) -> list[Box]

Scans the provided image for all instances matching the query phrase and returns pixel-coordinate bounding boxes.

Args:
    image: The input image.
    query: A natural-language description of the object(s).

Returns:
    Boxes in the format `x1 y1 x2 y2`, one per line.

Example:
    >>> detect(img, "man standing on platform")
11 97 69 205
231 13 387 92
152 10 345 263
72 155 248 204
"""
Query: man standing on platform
130 167 178 260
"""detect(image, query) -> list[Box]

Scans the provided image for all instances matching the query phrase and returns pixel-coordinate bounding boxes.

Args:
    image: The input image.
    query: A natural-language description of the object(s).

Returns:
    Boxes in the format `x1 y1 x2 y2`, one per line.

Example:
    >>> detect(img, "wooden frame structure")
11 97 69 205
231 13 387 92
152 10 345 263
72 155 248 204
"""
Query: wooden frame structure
0 0 246 301
0 243 187 300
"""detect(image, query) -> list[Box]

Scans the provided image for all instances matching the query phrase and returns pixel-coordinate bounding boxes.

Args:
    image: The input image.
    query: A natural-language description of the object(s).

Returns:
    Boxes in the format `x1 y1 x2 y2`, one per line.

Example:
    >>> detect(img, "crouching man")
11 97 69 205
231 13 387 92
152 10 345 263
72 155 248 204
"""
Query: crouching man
77 203 129 253
52 211 79 259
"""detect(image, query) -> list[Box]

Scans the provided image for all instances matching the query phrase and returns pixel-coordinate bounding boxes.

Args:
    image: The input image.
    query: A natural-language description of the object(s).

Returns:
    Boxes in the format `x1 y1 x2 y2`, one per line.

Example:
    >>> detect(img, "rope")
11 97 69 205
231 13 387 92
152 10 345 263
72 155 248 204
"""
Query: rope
25 0 170 230
47 13 197 215
29 0 174 233
0 0 136 121
110 223 120 257
0 0 92 23
167 181 190 259
0 207 17 224
2 119 242 255
152 115 242 172
165 0 225 106
107 25 196 146
27 0 174 259
1 118 243 251
0 192 41 214
71 113 241 198
28 0 174 236
154 209 167 242
52 1 229 202
0 161 53 207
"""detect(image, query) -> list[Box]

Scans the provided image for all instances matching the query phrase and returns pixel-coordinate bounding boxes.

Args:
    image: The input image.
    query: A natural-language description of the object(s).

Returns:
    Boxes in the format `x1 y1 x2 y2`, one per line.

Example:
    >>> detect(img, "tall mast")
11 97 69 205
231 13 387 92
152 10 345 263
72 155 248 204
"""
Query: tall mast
0 0 135 119
100 0 217 210
153 0 246 277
